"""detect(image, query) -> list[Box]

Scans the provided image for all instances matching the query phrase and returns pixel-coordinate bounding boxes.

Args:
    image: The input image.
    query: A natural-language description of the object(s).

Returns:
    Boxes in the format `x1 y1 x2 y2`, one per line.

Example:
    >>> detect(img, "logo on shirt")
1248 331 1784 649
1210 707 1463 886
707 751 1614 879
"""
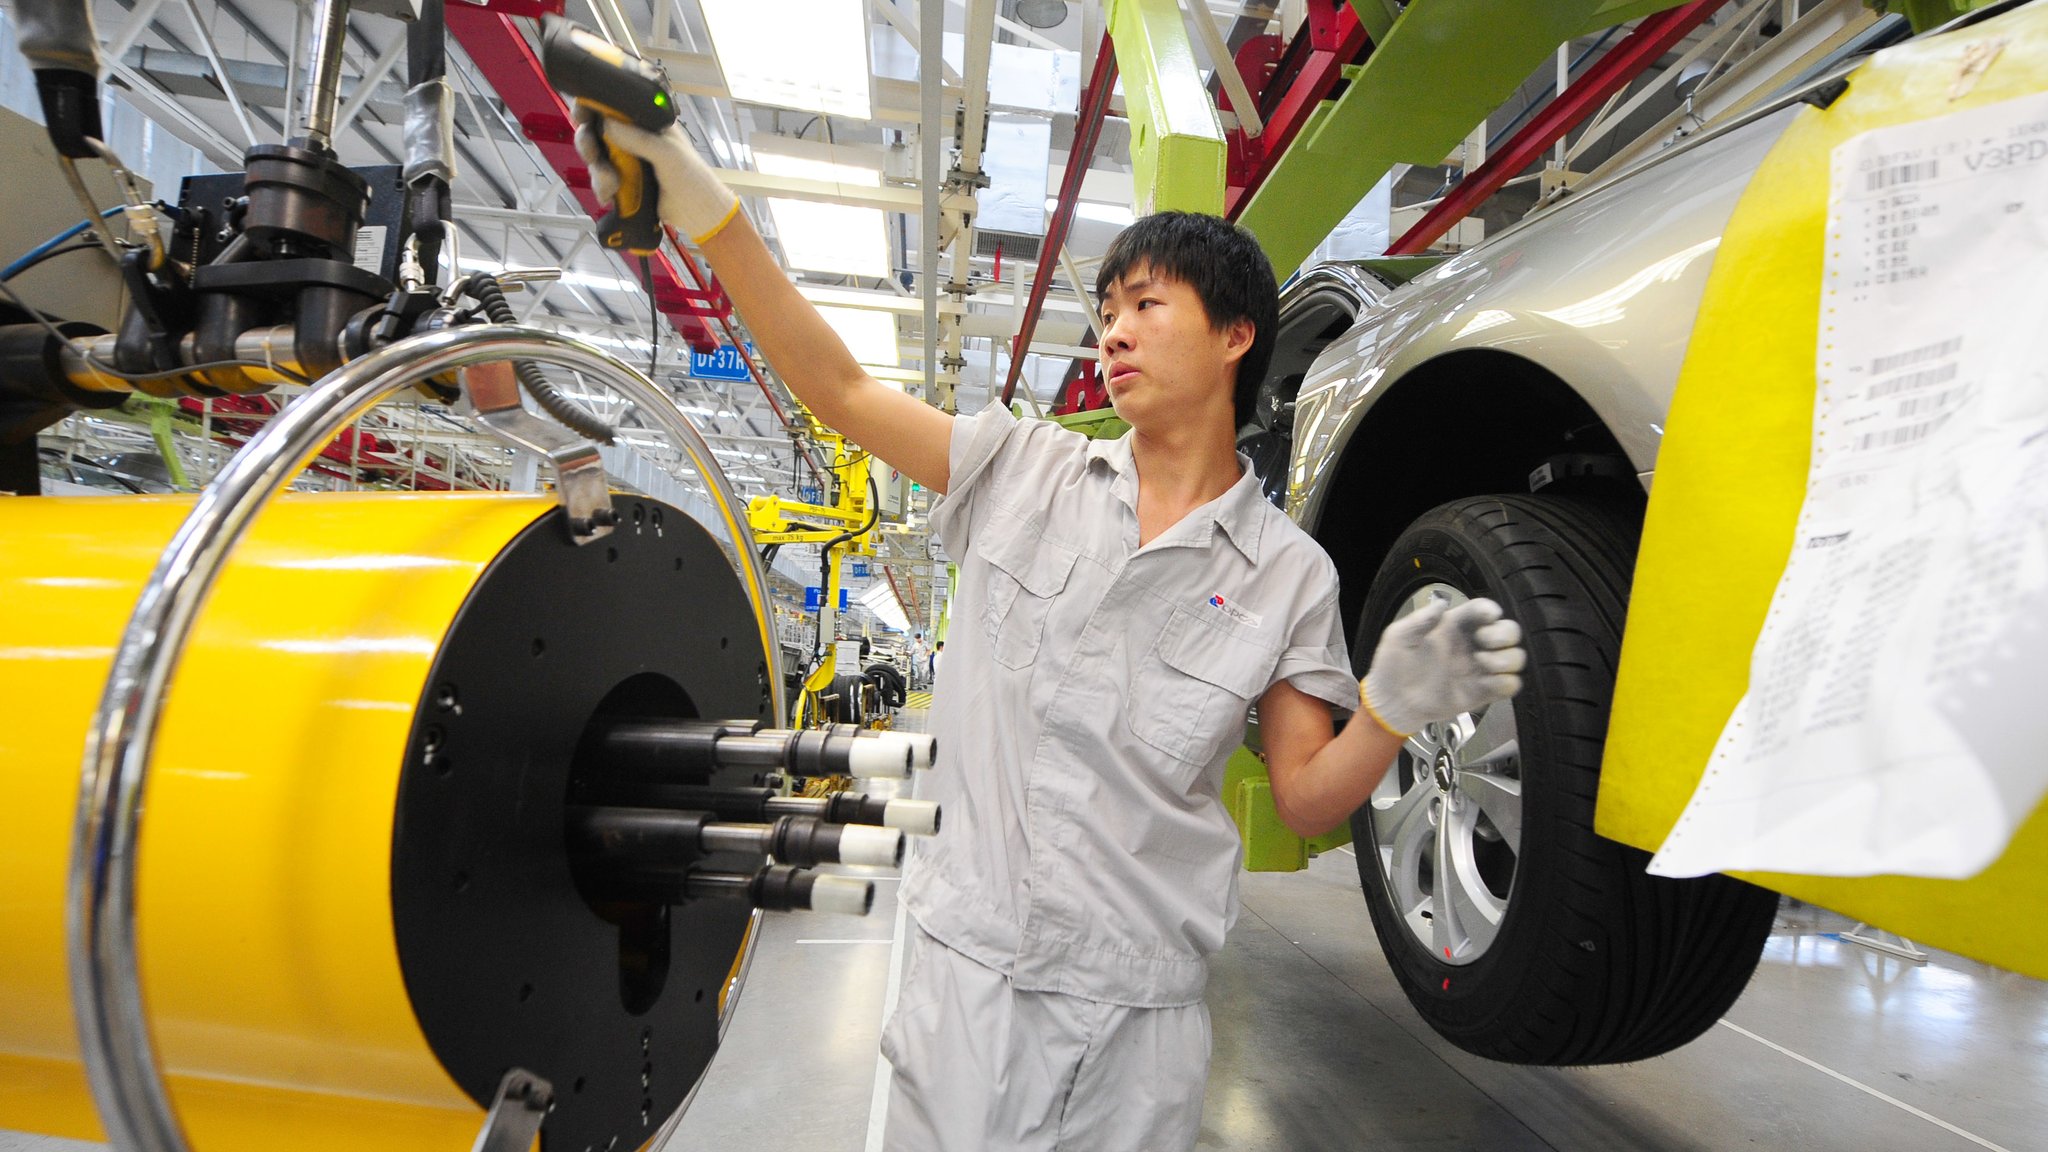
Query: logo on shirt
1207 593 1262 629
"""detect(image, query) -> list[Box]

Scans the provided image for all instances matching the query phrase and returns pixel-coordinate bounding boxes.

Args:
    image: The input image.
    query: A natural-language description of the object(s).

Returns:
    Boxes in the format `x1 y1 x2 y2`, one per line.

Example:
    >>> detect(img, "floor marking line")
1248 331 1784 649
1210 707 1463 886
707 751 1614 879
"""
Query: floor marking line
864 796 915 1151
1716 1020 2012 1152
1334 844 1356 857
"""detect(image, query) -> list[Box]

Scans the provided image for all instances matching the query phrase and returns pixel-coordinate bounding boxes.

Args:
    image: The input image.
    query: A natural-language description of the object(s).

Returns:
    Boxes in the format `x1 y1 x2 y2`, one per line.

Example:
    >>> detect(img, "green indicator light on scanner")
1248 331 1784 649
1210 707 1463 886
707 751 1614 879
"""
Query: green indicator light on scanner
654 92 669 107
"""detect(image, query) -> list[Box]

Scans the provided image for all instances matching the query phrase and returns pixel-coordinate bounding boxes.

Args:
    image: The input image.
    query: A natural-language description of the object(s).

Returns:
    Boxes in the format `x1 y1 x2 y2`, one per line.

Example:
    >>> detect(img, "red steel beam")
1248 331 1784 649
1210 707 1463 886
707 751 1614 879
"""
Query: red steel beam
1003 32 1117 406
1224 1 1370 221
1386 0 1727 256
884 565 918 629
444 2 722 354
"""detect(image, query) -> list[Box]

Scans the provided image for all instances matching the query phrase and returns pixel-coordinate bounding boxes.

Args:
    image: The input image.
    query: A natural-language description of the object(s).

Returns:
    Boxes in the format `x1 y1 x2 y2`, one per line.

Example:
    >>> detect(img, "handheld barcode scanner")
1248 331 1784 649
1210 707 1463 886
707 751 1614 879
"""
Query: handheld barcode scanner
540 15 677 255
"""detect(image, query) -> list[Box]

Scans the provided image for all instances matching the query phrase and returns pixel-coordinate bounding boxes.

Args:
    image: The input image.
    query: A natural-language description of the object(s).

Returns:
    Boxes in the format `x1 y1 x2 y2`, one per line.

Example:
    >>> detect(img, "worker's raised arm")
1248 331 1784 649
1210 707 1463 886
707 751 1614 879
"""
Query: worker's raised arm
574 111 955 493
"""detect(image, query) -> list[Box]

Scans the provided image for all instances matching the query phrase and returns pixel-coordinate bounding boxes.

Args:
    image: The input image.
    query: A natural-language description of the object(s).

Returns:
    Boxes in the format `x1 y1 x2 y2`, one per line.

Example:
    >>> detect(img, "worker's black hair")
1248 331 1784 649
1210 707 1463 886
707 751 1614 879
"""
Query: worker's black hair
1095 210 1279 430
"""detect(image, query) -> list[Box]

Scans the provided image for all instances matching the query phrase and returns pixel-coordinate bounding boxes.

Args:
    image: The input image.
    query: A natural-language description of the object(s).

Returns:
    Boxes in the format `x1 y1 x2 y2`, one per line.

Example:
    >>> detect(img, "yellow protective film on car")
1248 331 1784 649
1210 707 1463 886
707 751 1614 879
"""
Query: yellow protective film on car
1600 1 2048 980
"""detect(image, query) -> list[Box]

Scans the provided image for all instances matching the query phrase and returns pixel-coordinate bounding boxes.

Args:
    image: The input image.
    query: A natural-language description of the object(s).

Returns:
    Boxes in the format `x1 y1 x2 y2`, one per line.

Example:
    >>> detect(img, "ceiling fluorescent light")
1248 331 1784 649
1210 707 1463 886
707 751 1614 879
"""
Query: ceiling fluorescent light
816 305 900 367
754 146 882 188
766 199 891 277
700 0 872 120
1046 198 1135 227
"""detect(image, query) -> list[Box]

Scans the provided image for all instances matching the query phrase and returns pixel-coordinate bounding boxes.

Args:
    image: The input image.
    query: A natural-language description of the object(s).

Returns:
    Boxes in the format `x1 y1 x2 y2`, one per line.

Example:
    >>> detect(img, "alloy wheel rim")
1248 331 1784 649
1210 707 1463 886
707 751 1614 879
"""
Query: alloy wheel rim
1367 584 1524 966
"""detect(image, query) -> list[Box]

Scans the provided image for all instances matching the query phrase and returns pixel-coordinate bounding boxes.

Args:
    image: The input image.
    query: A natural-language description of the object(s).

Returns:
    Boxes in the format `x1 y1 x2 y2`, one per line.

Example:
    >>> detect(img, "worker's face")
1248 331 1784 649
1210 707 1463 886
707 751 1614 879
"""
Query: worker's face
1097 264 1252 433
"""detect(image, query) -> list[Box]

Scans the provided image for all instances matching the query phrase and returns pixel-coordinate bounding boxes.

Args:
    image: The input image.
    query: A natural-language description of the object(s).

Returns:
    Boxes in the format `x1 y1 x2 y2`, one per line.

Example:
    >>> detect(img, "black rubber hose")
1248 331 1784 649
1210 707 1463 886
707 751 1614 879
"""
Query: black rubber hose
469 272 615 443
406 0 444 87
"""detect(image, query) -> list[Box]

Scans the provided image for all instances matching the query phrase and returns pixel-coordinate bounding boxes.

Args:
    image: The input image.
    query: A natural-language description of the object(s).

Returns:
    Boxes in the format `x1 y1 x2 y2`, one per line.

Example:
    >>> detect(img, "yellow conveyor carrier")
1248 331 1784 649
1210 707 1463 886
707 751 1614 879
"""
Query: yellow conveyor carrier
0 326 934 1152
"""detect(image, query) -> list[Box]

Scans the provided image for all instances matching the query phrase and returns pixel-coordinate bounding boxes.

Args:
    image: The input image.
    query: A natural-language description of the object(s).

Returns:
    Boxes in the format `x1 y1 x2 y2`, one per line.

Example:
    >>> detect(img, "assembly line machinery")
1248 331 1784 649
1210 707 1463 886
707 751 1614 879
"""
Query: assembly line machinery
0 3 939 1149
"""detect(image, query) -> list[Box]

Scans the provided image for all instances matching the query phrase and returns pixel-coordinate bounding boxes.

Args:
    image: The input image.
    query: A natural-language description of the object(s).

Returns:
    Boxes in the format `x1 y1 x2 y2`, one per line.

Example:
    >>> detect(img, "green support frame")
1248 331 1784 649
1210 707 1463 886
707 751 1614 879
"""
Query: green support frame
1894 0 2006 30
1105 0 1227 215
1238 0 1695 276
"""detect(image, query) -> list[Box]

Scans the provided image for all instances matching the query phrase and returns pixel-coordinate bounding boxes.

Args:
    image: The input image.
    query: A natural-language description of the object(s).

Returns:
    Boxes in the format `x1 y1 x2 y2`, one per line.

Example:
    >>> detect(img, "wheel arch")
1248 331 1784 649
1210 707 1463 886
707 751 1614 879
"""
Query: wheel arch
1305 349 1647 639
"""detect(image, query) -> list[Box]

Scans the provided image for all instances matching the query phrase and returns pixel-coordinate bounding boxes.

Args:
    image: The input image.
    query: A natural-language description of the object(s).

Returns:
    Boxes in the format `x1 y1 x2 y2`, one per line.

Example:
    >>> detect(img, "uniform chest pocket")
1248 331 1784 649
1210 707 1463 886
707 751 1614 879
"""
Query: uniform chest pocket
1128 609 1278 772
979 520 1080 671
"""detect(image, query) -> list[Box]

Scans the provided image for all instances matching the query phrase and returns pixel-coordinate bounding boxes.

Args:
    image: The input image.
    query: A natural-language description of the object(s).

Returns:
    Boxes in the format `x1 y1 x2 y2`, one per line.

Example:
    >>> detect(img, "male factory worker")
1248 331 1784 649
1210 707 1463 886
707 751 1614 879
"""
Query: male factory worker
579 116 1526 1152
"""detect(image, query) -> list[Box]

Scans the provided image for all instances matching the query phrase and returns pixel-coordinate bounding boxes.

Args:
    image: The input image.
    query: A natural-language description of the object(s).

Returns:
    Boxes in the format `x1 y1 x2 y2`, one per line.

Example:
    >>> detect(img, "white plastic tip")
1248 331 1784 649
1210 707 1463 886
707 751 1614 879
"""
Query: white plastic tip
838 824 906 868
890 734 937 770
848 738 911 778
883 799 942 837
809 875 875 916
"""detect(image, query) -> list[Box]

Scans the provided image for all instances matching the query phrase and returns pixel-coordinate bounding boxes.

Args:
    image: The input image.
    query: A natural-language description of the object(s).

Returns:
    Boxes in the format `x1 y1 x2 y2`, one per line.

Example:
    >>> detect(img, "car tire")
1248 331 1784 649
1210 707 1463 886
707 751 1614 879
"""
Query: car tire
1349 494 1779 1064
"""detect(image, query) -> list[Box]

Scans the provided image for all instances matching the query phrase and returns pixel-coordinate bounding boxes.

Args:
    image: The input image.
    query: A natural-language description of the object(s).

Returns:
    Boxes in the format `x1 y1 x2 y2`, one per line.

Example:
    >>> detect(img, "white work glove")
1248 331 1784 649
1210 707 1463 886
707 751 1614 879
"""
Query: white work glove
1359 597 1526 738
572 105 742 245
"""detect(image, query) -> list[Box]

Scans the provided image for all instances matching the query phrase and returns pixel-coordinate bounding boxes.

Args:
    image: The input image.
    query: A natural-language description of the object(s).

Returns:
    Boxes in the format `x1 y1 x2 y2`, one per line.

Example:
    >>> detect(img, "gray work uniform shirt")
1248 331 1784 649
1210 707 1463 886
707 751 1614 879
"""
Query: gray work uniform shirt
901 404 1358 1008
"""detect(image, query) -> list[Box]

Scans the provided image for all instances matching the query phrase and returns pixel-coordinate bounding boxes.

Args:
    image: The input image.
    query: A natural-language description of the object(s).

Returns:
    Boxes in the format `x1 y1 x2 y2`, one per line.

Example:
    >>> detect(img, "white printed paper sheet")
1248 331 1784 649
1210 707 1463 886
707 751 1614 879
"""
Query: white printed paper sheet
1649 90 2048 880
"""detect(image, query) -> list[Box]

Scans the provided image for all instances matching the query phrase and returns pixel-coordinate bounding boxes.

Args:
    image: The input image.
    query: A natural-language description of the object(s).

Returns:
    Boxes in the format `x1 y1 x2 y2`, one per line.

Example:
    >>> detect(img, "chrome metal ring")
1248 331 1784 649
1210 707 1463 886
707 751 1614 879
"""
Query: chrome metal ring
69 323 780 1151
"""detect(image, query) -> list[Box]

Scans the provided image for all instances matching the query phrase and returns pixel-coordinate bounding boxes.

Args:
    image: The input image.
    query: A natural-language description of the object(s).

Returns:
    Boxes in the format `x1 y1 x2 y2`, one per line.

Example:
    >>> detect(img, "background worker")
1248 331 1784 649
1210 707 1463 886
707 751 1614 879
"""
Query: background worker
577 114 1526 1152
909 632 931 690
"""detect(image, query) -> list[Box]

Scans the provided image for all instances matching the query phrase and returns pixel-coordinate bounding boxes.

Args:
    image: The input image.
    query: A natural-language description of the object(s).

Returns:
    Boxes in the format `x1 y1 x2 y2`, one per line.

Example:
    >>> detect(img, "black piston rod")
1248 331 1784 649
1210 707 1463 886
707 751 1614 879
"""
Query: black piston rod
594 718 918 779
687 865 874 916
623 785 941 837
569 805 904 870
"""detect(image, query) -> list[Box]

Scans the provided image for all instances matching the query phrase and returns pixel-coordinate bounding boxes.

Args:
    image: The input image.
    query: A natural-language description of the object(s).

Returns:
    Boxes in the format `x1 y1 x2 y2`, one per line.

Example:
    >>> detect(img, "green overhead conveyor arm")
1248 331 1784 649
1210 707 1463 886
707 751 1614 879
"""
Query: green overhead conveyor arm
1234 0 1697 276
1105 0 1228 215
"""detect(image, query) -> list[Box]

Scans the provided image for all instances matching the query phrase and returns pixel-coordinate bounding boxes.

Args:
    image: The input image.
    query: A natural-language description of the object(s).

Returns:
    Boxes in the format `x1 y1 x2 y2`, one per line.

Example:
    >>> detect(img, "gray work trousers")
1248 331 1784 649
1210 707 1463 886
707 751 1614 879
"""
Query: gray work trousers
880 923 1210 1152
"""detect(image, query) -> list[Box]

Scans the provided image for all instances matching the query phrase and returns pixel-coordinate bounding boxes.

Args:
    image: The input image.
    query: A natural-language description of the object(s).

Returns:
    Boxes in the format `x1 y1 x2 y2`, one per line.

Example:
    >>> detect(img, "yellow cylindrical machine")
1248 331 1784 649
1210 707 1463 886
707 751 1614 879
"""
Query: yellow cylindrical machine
0 490 776 1151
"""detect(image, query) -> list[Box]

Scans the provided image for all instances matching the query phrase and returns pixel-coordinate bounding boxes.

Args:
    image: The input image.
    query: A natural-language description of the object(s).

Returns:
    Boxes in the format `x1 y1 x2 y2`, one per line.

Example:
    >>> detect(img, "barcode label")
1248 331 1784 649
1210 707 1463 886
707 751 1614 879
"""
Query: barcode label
1865 160 1939 191
1897 387 1970 419
1856 418 1947 452
1867 363 1959 399
1870 336 1962 376
353 224 388 275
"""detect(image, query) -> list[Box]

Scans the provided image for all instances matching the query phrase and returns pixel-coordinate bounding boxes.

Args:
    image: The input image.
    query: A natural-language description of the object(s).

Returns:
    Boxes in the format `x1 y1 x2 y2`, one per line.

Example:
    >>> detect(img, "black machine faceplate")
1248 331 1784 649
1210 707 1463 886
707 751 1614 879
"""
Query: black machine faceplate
177 164 407 283
391 495 774 1152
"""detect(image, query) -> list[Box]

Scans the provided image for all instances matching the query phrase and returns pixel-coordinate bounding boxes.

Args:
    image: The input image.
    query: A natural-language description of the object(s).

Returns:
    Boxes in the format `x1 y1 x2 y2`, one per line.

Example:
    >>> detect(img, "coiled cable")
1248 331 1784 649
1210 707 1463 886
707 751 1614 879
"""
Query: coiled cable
468 272 616 443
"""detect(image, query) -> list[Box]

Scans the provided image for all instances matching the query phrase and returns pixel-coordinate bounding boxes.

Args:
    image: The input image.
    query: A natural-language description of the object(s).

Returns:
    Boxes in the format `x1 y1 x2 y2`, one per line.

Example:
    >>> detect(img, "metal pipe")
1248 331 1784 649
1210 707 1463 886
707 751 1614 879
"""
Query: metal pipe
1184 0 1262 137
571 807 905 869
608 784 943 836
177 0 258 148
768 794 939 836
296 0 351 151
58 326 310 393
919 0 943 407
958 0 997 173
595 718 915 778
69 323 782 1152
683 866 873 915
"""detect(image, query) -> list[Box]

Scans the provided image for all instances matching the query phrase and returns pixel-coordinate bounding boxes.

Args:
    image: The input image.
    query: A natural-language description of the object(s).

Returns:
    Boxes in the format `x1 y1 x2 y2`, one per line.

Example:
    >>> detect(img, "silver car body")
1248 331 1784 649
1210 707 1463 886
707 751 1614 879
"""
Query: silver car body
1284 102 1806 535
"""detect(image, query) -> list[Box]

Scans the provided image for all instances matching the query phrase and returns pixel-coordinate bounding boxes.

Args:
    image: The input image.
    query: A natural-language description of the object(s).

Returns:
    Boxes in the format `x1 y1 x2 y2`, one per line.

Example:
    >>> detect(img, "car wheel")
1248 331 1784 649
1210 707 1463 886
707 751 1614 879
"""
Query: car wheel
1349 494 1779 1064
